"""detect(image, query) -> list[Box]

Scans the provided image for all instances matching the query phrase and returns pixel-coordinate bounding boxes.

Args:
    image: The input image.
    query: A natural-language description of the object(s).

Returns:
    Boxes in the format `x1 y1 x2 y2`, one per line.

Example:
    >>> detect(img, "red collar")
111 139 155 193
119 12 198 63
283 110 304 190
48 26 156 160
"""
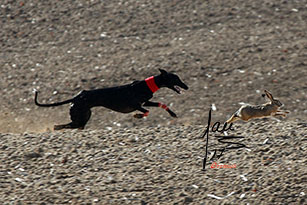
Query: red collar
145 76 159 93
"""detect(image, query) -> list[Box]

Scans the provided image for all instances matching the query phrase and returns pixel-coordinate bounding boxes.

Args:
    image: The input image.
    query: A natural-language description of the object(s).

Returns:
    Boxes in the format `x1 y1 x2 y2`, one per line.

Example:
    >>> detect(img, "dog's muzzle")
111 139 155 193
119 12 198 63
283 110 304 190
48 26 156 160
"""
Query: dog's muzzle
173 83 188 94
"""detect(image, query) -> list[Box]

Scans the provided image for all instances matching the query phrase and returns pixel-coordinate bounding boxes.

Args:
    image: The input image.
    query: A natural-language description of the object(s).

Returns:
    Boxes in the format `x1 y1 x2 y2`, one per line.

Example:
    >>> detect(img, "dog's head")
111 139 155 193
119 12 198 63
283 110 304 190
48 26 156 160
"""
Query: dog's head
158 69 189 94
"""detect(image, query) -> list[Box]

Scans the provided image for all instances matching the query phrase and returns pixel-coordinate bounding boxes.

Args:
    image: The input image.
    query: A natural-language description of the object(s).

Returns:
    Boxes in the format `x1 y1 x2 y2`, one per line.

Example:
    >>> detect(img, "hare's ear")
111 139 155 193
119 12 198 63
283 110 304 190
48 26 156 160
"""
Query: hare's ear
264 90 274 101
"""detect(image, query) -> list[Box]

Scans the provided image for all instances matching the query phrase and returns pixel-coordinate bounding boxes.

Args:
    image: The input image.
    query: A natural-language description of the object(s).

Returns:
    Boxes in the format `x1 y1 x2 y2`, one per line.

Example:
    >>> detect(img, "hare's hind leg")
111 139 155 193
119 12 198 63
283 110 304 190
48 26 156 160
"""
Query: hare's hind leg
274 109 290 118
226 113 241 124
274 112 287 118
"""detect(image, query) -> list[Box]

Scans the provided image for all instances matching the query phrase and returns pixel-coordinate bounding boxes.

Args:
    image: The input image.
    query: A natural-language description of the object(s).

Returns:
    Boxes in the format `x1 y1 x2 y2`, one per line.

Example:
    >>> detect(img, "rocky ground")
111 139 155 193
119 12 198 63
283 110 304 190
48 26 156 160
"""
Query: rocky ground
0 122 306 204
0 0 306 204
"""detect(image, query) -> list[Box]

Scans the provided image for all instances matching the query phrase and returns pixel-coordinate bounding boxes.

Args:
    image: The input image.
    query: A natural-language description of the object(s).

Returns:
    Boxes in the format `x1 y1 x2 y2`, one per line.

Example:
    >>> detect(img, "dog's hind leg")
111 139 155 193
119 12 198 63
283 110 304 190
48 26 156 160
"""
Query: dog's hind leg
133 107 149 118
143 101 177 118
54 123 82 130
54 104 92 130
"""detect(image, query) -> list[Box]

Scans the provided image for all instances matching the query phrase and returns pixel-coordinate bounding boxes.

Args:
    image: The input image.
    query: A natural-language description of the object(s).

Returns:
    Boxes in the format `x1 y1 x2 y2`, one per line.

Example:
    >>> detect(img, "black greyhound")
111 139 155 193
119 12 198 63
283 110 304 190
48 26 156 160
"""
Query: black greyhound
34 69 188 130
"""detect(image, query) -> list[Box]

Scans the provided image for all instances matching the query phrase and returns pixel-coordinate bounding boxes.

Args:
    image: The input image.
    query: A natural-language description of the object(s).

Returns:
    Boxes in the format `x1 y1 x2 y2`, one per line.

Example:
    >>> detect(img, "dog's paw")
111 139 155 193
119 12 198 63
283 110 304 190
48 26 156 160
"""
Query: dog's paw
134 113 144 118
169 111 177 118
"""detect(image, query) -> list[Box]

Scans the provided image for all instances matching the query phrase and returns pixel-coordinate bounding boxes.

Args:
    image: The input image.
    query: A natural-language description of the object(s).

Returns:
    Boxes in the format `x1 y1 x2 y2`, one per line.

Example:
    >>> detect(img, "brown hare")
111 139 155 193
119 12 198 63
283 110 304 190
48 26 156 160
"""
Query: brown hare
226 90 289 124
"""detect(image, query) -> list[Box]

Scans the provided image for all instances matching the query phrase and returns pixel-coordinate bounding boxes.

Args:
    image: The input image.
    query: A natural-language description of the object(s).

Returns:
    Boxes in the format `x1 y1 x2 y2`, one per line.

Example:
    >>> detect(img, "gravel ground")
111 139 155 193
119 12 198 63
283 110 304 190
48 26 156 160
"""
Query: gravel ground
0 0 306 204
0 122 306 204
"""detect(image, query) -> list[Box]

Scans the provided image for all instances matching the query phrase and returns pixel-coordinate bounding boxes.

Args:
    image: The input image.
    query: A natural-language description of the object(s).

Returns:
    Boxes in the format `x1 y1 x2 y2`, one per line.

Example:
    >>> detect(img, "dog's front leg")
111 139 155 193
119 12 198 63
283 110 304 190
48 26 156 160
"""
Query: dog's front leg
134 107 149 118
143 101 177 118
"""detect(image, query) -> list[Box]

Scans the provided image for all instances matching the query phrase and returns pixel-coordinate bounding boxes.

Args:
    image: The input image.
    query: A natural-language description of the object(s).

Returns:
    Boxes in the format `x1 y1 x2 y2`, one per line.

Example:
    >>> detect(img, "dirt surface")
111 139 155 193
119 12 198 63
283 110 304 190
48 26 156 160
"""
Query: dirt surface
0 0 306 204
1 122 306 204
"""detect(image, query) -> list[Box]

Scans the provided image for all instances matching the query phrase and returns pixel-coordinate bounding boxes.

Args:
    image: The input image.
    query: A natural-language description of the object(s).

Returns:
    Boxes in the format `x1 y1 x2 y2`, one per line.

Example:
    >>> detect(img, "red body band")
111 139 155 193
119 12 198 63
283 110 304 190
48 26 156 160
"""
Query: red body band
145 76 159 93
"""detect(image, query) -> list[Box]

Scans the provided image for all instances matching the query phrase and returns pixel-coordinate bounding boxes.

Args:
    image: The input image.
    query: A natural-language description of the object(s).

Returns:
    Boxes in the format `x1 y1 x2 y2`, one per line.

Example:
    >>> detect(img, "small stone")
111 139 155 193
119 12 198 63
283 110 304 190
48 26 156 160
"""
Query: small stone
178 192 187 197
183 197 193 203
24 152 42 159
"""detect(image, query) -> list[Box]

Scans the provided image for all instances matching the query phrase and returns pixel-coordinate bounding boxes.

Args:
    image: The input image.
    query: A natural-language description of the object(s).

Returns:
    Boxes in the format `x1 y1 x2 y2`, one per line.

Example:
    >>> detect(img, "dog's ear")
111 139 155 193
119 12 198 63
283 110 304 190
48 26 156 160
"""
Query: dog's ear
159 69 168 75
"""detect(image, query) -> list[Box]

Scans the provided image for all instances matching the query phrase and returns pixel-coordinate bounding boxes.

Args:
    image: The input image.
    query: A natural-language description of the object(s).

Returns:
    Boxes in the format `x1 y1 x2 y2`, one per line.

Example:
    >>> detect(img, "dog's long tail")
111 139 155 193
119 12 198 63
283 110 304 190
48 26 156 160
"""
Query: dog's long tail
34 91 73 107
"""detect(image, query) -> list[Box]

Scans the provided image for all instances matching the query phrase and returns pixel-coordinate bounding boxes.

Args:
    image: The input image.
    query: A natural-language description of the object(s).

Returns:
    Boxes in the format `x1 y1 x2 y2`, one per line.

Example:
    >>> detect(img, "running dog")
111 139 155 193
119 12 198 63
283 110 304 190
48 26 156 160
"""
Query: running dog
34 69 188 130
